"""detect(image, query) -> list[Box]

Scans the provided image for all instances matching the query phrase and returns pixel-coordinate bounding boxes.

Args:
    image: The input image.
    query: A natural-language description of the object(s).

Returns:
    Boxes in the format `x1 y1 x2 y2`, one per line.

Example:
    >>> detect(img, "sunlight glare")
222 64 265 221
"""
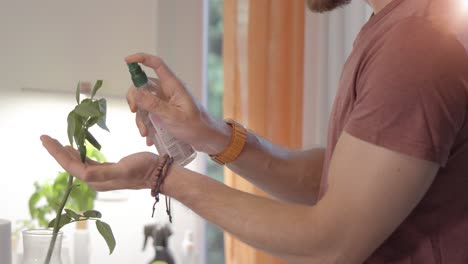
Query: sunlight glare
462 0 468 11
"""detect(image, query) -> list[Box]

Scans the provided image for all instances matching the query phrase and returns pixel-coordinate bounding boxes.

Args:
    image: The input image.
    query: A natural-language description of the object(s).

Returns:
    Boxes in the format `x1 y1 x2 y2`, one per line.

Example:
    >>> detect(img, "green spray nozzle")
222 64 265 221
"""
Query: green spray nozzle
127 63 148 88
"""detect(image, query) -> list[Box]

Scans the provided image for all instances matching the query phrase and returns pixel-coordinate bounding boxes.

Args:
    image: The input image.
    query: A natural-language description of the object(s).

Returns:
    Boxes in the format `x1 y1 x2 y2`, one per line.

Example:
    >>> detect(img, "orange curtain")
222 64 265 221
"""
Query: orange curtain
223 0 305 263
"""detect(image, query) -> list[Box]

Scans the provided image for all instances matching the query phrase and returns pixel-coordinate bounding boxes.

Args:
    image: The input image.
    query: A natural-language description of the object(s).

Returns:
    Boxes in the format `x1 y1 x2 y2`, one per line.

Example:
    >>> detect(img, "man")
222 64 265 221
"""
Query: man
42 0 468 262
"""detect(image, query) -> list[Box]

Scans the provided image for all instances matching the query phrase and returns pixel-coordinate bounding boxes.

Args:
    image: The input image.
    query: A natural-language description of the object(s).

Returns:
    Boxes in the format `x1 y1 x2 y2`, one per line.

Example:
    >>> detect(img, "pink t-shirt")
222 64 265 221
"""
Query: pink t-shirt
320 0 468 262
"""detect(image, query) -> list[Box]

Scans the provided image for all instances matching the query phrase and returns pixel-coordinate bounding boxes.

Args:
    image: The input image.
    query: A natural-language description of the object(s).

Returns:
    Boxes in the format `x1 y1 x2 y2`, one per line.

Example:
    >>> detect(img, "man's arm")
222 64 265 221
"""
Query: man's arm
212 122 325 204
165 132 438 263
40 130 438 262
125 53 324 204
228 136 325 205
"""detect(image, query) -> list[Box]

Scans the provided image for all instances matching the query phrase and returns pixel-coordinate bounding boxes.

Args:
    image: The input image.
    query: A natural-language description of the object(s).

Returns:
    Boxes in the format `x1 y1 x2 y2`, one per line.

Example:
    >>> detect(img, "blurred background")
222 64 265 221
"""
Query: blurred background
0 0 372 263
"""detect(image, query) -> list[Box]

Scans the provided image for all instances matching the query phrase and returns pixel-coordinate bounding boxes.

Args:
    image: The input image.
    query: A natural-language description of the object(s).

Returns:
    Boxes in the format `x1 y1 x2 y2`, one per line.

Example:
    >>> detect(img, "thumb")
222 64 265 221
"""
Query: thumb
135 89 171 119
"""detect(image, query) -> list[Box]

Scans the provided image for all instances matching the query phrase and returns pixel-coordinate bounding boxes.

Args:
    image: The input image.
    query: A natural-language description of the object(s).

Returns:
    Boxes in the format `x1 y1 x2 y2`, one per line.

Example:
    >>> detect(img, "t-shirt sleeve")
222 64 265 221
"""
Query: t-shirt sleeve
344 20 468 166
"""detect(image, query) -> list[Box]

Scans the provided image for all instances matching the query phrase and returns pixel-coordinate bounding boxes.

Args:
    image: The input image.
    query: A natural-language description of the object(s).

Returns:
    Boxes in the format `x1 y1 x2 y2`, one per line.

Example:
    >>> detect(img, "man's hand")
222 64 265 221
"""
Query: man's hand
125 53 231 155
40 135 162 191
125 53 325 205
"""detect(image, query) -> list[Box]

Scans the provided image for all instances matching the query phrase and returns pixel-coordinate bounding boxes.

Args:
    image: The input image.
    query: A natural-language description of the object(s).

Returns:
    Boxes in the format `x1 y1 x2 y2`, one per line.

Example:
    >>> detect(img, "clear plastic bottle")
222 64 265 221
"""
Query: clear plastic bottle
128 63 196 166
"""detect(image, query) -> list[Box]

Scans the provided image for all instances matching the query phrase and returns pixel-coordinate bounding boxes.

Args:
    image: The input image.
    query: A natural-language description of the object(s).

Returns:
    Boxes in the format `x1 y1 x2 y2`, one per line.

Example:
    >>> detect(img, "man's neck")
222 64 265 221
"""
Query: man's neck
367 0 395 13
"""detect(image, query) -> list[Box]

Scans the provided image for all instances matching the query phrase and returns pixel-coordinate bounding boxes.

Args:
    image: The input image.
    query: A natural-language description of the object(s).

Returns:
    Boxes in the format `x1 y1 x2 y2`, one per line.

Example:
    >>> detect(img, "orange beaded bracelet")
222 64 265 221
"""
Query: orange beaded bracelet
210 119 247 165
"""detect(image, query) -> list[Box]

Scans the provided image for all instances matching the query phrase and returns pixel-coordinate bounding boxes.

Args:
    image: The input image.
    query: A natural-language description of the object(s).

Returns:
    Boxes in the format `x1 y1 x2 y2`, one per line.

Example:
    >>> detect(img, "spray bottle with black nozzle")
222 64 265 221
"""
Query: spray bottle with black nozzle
128 62 196 166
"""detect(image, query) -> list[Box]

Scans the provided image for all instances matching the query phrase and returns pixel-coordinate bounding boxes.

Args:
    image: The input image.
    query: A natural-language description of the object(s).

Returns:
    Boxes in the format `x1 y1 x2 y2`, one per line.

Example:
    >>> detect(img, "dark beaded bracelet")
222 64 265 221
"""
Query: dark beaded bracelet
151 154 174 223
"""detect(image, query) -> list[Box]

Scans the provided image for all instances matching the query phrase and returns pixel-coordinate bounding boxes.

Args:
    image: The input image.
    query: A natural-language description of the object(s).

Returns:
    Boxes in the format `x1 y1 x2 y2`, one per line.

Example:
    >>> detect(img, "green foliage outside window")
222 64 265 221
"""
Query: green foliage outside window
206 0 226 263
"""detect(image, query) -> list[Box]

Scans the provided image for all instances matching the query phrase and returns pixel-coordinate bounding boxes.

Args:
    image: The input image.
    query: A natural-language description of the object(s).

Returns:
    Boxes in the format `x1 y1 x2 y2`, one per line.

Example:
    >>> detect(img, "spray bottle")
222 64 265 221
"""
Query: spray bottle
128 63 196 166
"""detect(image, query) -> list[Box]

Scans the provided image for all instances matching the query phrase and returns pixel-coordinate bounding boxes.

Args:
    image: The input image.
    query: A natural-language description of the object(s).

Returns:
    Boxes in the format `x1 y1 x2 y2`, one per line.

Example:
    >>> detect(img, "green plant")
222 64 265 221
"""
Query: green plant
44 80 115 264
29 144 106 228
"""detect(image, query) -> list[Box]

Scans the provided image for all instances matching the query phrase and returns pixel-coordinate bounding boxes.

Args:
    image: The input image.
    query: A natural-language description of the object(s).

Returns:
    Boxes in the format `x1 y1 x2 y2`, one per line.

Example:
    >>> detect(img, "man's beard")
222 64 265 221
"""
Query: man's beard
307 0 352 13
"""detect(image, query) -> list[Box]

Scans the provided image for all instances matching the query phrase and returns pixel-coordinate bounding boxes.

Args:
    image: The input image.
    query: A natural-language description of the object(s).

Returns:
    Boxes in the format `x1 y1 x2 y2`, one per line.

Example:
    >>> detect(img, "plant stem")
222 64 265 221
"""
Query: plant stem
44 175 74 264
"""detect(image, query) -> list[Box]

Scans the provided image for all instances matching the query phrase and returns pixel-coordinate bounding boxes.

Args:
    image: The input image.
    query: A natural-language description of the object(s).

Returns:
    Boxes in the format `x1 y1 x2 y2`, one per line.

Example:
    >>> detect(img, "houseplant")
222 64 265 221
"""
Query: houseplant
28 144 106 229
27 145 107 264
22 81 116 264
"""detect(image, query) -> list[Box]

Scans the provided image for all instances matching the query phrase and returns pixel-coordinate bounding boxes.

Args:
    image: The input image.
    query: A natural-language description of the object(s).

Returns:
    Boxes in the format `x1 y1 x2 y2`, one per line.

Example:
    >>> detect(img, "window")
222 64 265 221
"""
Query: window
205 0 225 263
0 0 227 262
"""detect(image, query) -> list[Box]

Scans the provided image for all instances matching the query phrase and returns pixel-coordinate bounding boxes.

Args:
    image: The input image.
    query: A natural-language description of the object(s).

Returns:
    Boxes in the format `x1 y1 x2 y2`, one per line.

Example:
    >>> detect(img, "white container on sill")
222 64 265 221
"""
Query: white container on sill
22 229 63 264
74 221 90 264
0 219 12 264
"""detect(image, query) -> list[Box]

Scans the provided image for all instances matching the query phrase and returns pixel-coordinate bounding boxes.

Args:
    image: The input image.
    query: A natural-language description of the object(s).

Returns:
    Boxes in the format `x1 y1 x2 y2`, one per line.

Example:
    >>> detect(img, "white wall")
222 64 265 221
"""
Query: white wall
0 0 157 97
0 0 208 263
156 0 208 106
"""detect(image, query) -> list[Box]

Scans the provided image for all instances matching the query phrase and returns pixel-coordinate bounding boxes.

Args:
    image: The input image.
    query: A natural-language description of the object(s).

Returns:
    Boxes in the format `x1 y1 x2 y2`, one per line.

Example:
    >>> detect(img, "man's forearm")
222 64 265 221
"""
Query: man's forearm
211 122 325 204
164 166 334 261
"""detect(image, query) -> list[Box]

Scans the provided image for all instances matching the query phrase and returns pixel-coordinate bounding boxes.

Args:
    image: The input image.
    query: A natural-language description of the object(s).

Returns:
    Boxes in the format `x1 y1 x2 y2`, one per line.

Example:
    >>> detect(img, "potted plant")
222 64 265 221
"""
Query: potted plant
29 145 105 227
21 81 116 264
28 144 107 264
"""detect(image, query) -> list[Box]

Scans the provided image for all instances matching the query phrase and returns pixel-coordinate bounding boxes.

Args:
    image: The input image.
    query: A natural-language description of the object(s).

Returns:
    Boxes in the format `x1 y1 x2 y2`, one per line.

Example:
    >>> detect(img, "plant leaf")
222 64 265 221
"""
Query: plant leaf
37 208 49 228
41 183 55 207
69 179 95 212
48 214 72 230
85 131 101 150
86 116 100 127
74 100 102 118
76 81 81 104
96 220 116 254
28 192 41 218
74 127 86 151
53 172 69 191
97 116 110 132
97 98 106 114
79 144 87 163
64 209 82 220
85 190 96 210
96 99 110 132
91 80 103 99
48 216 56 228
88 146 107 162
67 112 76 147
70 111 85 148
83 209 102 218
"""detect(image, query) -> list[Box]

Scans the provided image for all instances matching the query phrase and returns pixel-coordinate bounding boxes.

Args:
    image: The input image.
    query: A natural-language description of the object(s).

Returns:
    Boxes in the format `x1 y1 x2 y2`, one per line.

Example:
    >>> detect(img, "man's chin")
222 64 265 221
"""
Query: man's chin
307 0 352 13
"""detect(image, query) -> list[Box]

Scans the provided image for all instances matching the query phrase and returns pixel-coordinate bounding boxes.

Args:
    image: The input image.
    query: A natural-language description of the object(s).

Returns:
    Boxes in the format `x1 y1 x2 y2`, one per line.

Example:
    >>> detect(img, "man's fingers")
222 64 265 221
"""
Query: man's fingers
146 137 154 147
128 84 170 117
146 125 155 146
127 86 138 113
136 109 149 137
125 53 175 82
40 135 85 178
127 78 163 113
135 89 171 118
64 146 101 166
